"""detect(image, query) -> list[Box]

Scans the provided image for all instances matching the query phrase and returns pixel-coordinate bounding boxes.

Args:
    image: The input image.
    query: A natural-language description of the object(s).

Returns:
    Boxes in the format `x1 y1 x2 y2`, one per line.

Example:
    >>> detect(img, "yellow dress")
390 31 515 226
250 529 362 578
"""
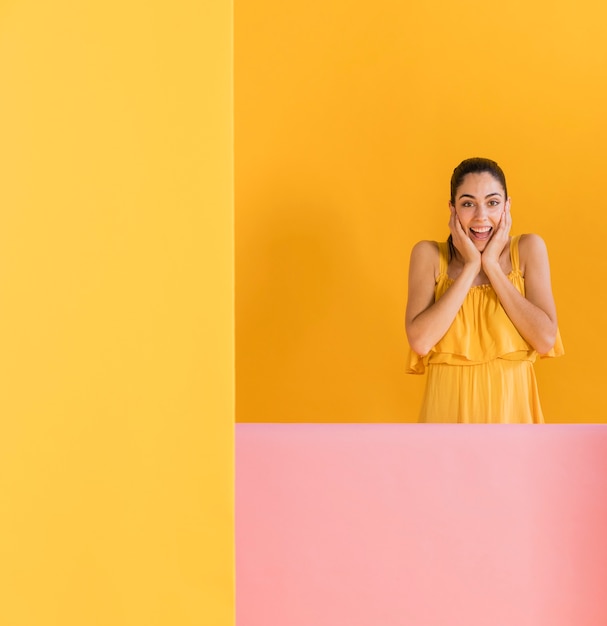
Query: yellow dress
407 235 564 423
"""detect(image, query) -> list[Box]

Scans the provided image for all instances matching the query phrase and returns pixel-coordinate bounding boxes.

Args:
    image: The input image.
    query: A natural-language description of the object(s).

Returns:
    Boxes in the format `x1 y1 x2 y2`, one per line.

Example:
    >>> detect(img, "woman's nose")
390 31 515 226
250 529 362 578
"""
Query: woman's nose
474 204 488 218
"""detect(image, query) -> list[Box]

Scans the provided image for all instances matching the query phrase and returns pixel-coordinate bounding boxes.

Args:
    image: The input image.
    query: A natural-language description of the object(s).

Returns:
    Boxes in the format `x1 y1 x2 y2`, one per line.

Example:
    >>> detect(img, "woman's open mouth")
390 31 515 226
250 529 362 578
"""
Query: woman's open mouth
470 226 492 241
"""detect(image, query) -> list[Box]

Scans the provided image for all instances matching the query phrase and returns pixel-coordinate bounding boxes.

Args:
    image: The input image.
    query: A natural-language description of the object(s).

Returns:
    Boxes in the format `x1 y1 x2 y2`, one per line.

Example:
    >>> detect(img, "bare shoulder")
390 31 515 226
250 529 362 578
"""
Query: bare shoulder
518 233 550 275
519 233 548 252
409 240 440 278
410 239 440 264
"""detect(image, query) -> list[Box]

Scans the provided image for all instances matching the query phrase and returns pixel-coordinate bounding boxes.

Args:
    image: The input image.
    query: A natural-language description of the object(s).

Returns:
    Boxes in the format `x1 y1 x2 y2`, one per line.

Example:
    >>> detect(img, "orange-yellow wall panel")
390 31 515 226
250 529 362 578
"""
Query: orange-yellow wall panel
236 0 606 423
0 2 234 624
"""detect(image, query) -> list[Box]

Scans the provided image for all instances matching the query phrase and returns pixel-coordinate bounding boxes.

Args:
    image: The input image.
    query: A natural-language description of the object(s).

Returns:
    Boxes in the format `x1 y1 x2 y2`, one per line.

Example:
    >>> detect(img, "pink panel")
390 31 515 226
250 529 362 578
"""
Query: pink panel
236 424 607 626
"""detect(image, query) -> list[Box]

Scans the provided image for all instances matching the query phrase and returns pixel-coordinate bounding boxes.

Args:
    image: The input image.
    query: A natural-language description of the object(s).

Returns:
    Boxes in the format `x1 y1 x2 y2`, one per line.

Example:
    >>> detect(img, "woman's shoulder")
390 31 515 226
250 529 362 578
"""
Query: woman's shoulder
410 239 443 258
409 240 442 267
516 233 550 274
409 240 448 281
516 233 549 255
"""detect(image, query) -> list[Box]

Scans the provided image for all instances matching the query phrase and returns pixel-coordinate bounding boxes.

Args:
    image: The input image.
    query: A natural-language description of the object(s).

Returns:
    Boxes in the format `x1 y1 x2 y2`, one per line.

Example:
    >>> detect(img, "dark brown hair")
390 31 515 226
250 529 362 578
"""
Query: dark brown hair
450 157 507 204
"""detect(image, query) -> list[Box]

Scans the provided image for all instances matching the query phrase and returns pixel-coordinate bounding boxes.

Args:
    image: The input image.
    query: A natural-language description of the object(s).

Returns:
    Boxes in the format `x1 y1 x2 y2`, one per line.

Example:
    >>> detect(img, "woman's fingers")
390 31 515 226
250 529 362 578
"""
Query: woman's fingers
482 207 511 264
449 209 481 266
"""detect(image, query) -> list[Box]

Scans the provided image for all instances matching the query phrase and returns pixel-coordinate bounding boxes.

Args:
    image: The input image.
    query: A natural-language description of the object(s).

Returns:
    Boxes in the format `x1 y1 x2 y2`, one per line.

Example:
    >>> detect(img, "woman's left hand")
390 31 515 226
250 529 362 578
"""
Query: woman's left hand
482 204 511 269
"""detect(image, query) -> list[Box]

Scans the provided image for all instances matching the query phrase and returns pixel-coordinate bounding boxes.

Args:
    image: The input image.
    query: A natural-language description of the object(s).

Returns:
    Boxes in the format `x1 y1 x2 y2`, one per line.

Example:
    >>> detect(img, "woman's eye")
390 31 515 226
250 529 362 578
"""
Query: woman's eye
488 200 500 207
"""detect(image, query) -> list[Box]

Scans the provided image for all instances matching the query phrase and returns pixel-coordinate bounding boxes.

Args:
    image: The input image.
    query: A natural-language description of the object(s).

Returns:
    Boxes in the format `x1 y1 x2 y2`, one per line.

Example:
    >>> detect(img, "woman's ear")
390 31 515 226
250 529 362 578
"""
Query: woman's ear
505 197 511 211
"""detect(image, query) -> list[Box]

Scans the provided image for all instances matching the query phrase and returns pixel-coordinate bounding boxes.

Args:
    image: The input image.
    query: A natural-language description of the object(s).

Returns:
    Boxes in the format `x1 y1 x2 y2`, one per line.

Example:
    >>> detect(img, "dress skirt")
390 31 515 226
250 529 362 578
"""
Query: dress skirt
419 359 544 424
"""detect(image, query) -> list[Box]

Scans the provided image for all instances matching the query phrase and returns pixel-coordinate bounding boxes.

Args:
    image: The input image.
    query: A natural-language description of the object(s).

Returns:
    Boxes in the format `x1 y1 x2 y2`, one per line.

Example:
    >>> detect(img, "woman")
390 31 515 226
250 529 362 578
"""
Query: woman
405 157 563 423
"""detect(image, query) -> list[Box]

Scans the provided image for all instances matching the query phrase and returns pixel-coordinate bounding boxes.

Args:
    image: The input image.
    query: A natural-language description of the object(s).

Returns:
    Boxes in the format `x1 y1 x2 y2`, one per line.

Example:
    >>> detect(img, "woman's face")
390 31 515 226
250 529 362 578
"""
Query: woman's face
450 172 510 251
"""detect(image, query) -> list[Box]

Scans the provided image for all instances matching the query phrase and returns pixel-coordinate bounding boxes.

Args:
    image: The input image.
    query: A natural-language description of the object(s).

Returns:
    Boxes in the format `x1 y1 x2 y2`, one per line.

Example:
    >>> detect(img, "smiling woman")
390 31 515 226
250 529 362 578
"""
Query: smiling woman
405 158 564 423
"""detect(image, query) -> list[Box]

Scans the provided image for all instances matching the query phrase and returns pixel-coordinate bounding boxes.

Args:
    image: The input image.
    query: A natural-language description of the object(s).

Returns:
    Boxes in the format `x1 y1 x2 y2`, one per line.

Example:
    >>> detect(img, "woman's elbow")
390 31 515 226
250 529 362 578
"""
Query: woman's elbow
406 332 432 358
534 326 558 355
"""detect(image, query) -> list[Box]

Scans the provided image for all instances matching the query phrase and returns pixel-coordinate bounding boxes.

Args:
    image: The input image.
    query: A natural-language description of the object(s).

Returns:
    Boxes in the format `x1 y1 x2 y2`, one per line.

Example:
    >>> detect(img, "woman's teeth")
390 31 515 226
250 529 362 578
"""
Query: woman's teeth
470 226 492 239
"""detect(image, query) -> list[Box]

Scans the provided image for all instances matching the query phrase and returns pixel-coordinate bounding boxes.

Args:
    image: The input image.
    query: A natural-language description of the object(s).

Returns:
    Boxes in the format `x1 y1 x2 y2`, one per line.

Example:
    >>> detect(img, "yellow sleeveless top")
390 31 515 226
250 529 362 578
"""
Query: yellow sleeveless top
407 235 564 423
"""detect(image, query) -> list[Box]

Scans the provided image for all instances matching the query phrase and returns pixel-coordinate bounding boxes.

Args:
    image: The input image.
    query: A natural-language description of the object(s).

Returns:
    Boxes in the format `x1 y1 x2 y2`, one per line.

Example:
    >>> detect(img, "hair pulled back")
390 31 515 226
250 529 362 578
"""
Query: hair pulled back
450 157 507 204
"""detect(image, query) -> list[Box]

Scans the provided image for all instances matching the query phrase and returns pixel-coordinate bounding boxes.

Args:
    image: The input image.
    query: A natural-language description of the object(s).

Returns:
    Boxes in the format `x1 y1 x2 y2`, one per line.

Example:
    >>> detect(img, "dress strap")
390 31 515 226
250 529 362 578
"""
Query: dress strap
437 241 449 276
509 235 521 273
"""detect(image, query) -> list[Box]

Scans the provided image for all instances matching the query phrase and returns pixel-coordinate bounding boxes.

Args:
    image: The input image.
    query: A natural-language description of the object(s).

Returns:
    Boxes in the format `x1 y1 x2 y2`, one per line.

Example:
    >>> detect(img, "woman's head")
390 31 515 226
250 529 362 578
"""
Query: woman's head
448 158 510 255
450 157 507 205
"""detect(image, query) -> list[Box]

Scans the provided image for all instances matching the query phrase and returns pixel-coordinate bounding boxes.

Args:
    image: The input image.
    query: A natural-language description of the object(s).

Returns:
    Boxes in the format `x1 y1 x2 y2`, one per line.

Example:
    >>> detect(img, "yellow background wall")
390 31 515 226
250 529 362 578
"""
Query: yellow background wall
0 2 234 625
236 0 605 423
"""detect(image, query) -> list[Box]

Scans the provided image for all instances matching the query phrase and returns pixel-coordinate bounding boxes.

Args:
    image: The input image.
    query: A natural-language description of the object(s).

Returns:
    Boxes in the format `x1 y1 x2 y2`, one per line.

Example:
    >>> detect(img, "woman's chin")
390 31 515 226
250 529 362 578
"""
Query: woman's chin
469 232 494 252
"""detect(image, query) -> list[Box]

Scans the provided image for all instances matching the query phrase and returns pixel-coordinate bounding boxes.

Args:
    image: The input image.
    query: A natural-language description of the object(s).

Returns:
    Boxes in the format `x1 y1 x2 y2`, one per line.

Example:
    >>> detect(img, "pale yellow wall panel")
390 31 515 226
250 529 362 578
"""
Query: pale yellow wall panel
0 2 233 625
236 0 607 423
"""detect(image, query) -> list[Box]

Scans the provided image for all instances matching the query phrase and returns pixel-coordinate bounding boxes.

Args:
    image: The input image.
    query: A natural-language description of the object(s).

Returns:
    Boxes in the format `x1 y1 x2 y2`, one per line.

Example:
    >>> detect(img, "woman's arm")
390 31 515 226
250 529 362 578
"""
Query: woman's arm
482 212 558 354
405 239 479 357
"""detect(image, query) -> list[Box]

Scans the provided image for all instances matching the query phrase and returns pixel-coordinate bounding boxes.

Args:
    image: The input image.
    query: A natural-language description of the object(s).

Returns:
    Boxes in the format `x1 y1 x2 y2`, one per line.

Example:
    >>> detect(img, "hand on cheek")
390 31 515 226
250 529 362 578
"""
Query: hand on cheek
449 206 481 267
482 204 511 266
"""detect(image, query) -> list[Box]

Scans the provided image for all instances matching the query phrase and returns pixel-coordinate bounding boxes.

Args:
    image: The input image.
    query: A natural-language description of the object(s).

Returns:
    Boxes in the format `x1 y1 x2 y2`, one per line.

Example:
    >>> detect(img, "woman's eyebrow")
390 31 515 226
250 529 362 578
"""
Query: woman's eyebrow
457 192 502 200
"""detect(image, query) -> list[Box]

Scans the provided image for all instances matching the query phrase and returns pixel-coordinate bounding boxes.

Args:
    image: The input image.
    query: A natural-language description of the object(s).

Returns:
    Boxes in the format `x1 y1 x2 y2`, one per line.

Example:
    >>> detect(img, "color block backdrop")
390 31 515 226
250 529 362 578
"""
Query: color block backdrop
0 2 234 625
235 0 605 422
237 424 607 626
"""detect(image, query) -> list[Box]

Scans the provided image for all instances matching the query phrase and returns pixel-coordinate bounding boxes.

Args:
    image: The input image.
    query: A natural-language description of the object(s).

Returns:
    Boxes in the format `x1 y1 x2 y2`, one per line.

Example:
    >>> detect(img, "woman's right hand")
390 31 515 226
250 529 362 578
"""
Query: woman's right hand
449 206 481 270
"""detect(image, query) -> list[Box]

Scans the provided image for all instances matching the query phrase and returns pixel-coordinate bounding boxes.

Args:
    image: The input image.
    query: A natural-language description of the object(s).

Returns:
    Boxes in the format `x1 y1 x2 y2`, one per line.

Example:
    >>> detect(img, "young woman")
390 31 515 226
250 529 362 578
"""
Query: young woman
405 157 563 423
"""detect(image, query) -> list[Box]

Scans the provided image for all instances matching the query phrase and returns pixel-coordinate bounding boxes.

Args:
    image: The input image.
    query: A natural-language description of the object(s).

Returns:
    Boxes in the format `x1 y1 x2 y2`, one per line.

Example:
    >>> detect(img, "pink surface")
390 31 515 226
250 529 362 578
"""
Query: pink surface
236 424 607 626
